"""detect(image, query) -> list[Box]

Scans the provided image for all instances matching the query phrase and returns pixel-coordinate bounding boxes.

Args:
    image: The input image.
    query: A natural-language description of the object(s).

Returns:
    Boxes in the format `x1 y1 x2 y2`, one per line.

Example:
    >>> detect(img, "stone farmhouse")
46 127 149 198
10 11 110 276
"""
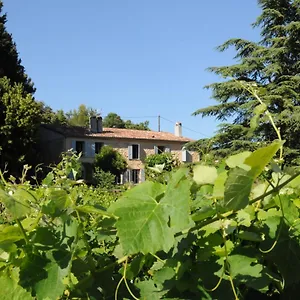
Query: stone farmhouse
39 116 198 184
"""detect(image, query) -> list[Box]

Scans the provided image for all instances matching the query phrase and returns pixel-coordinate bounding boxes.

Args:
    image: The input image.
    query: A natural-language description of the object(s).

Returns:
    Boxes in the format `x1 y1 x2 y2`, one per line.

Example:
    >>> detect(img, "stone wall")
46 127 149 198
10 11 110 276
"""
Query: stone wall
65 137 198 169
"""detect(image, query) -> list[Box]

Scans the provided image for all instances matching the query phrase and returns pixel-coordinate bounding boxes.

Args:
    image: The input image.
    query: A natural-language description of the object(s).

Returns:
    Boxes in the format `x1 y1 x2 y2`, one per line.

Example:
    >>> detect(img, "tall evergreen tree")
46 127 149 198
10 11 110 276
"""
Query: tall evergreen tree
193 0 300 163
0 1 35 94
0 77 42 174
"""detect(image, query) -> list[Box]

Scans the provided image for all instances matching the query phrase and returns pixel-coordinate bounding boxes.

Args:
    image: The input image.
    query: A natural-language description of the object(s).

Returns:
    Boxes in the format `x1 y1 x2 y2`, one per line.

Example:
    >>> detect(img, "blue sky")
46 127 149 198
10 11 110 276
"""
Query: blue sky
4 0 261 139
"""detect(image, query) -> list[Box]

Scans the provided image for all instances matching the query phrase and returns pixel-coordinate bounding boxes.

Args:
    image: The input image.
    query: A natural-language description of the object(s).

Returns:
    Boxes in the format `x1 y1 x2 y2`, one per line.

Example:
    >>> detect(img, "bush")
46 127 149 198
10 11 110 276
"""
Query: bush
144 152 180 182
94 145 127 177
93 167 116 189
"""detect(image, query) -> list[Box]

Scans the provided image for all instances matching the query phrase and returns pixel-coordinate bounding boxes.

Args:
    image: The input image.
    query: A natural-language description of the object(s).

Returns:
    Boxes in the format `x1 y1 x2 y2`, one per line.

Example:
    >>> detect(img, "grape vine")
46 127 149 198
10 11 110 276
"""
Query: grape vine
1 89 300 299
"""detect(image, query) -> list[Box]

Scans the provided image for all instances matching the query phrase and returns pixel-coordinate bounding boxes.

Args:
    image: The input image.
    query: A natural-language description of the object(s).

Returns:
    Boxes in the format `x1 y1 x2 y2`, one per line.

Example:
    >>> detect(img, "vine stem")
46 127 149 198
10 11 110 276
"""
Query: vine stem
252 89 283 161
16 219 30 244
114 276 124 300
222 227 239 300
204 262 224 292
96 256 128 274
123 257 140 300
239 81 283 161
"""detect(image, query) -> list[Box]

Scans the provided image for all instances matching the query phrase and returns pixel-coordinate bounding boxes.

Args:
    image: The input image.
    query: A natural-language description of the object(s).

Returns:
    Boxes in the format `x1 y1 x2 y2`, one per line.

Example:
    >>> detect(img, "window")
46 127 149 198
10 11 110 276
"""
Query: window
76 141 85 155
128 144 140 160
182 149 192 162
154 145 170 154
158 146 165 154
95 142 104 154
131 169 140 184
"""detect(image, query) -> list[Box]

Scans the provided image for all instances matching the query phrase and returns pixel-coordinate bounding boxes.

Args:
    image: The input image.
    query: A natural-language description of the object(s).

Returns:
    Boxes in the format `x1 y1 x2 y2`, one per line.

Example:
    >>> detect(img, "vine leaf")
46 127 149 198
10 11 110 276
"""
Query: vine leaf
250 103 267 130
0 225 23 244
193 165 218 185
161 168 194 232
108 181 173 255
245 141 282 178
227 254 263 279
0 276 33 300
213 171 228 198
34 260 69 300
223 142 282 211
0 189 31 219
223 168 253 211
226 151 251 170
109 169 193 255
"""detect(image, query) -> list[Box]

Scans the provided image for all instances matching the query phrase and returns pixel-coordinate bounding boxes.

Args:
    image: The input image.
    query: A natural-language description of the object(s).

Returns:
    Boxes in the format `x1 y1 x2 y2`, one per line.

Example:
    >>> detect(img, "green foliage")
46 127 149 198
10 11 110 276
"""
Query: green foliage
94 145 127 177
193 0 300 163
0 77 43 174
103 112 150 130
124 119 150 130
1 125 300 298
93 167 116 189
1 138 300 299
0 1 35 94
145 152 180 182
66 104 97 127
103 112 125 128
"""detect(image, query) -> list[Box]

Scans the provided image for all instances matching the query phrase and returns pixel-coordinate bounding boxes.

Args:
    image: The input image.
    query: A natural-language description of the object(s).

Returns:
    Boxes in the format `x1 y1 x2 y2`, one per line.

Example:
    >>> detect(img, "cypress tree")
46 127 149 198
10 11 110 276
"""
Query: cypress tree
0 1 35 94
193 0 300 163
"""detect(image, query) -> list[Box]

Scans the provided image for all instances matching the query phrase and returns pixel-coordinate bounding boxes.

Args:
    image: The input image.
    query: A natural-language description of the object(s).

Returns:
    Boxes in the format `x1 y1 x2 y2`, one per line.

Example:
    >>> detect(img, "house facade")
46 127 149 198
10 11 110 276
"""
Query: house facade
40 117 198 183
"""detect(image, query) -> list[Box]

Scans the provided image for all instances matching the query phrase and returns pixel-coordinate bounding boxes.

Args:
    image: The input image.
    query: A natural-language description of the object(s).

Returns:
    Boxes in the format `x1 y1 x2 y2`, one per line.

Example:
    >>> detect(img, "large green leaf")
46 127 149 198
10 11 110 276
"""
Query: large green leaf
213 171 228 198
244 141 282 178
223 168 253 211
160 168 194 232
0 189 31 219
34 260 69 300
136 279 165 300
193 165 218 185
227 254 263 279
108 181 174 255
42 189 70 216
225 151 251 170
0 225 23 244
76 205 113 218
109 170 193 255
0 276 33 300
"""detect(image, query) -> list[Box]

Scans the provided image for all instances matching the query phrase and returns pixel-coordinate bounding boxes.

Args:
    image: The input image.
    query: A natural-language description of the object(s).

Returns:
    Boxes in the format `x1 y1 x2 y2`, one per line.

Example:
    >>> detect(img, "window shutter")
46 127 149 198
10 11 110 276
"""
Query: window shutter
182 150 187 162
128 145 133 159
86 142 92 157
91 143 95 157
71 140 76 152
138 144 141 159
154 145 158 154
187 151 192 162
140 169 145 182
128 169 132 182
83 142 87 157
165 147 171 153
124 169 130 183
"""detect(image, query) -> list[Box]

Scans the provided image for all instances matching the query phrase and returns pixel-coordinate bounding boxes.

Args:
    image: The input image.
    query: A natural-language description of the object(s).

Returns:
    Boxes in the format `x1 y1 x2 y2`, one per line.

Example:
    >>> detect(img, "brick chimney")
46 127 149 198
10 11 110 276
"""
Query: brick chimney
96 116 103 133
175 122 182 137
90 116 97 133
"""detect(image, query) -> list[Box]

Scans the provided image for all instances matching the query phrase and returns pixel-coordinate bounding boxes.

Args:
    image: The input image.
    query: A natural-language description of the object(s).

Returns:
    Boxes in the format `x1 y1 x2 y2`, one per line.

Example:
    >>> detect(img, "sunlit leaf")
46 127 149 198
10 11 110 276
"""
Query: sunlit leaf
193 165 218 185
245 141 282 178
0 189 31 219
108 181 173 255
226 151 251 170
223 168 253 210
0 276 33 300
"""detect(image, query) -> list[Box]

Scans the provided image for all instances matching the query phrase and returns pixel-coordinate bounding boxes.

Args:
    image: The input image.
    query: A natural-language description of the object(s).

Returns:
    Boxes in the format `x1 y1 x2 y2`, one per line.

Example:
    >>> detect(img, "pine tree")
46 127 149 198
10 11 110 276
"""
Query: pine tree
193 0 300 163
0 1 35 94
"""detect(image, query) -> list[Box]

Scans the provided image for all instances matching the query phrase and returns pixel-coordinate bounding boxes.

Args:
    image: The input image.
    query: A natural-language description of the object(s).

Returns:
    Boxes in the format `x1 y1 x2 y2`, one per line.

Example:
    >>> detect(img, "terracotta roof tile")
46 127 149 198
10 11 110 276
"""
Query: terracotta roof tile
42 124 193 143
